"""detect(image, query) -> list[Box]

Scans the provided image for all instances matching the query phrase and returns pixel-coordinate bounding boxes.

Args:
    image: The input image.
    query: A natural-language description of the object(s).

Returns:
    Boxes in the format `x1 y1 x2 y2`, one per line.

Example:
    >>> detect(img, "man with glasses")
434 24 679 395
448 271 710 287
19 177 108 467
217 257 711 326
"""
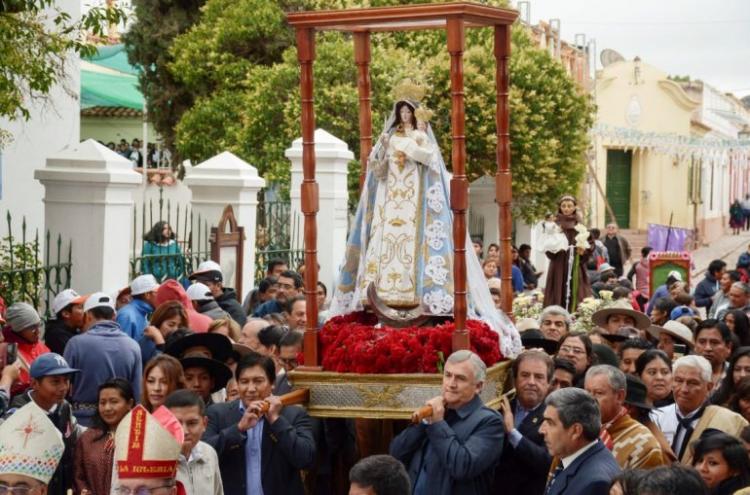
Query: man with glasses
0 401 66 495
112 405 184 495
274 330 303 395
253 270 303 318
1 303 50 395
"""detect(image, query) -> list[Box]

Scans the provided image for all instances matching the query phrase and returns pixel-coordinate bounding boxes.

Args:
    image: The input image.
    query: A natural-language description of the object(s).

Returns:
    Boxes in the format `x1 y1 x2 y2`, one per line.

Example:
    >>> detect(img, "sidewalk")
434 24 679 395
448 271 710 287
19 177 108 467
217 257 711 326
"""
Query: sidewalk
689 230 750 283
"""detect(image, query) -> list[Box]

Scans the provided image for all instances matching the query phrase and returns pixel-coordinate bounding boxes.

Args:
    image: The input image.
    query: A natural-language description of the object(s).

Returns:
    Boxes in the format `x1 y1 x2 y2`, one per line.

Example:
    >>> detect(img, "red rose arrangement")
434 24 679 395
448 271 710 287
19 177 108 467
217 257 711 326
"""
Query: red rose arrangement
307 311 502 374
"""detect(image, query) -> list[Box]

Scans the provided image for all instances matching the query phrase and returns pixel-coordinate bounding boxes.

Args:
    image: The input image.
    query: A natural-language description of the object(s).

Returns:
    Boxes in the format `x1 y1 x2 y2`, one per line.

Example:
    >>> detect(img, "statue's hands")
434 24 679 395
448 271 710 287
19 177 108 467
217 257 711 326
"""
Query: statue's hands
380 132 389 147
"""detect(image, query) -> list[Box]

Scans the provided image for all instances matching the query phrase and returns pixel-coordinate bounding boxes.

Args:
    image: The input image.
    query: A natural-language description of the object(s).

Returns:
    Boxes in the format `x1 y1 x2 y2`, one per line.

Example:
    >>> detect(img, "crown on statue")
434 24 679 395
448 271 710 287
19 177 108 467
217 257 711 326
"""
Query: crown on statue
392 79 427 103
415 106 433 122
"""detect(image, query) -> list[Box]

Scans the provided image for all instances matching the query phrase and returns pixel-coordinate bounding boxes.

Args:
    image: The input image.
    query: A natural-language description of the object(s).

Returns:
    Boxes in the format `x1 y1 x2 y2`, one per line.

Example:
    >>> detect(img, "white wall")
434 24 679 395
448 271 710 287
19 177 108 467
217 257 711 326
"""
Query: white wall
0 0 80 241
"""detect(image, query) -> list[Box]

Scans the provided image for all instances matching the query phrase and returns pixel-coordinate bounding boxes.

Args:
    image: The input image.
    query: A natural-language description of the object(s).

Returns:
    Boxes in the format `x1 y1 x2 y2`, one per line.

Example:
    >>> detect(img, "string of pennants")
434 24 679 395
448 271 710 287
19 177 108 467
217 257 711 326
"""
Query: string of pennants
591 123 750 162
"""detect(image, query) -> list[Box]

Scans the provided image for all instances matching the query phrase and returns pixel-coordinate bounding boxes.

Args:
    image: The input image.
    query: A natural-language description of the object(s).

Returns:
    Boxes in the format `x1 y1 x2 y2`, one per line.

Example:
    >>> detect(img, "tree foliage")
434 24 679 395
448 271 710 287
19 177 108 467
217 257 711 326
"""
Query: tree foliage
0 0 125 145
122 0 206 163
169 0 594 221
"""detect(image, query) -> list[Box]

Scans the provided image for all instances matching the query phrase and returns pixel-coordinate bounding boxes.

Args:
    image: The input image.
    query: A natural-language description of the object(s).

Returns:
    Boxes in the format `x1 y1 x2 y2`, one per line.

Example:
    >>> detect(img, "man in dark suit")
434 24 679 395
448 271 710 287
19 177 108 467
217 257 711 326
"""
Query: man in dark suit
540 388 621 495
390 350 505 495
494 350 553 494
202 352 315 495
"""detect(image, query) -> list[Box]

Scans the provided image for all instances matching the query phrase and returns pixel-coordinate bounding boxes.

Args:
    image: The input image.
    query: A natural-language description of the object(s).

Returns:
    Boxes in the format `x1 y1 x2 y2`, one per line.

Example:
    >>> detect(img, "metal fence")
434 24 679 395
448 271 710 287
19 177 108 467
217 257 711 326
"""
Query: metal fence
130 188 212 282
0 212 72 318
254 199 304 282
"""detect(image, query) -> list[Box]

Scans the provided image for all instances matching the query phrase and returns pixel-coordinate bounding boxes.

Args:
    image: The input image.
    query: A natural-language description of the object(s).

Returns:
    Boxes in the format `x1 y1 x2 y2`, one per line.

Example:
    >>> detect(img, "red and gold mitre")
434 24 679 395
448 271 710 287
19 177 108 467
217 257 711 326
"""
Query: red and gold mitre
114 405 184 479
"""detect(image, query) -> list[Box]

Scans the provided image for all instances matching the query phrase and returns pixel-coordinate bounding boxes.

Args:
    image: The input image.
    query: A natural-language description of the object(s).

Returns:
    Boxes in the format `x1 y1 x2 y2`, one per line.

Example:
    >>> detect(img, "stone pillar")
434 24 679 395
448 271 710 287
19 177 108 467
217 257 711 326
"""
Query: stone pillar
34 139 142 294
183 151 265 298
286 129 353 291
469 175 499 248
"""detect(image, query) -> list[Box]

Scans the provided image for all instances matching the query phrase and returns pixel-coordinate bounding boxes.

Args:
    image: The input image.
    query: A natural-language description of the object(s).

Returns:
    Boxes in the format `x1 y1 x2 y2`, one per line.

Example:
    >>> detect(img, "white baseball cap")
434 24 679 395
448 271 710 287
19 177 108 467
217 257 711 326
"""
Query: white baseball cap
130 274 160 295
186 282 213 301
51 288 87 315
188 260 223 282
83 292 117 313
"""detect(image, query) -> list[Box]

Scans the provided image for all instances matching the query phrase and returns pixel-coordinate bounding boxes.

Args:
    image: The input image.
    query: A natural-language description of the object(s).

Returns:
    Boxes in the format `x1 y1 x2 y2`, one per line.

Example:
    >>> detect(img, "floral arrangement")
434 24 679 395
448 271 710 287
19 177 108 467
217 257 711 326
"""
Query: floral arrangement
512 289 544 321
312 311 502 374
574 224 590 251
570 290 614 333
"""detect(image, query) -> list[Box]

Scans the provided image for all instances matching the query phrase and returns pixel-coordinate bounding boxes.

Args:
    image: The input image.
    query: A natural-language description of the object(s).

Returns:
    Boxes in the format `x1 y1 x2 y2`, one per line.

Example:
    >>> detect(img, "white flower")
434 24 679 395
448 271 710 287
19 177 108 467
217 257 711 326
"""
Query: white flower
425 255 449 286
574 224 590 250
425 220 448 250
426 183 444 213
424 290 454 314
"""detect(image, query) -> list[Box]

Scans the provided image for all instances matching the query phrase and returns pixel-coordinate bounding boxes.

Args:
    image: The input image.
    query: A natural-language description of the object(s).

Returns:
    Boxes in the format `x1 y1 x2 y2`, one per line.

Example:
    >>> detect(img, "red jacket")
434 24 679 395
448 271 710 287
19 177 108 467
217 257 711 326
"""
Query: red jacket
2 325 50 395
155 280 211 333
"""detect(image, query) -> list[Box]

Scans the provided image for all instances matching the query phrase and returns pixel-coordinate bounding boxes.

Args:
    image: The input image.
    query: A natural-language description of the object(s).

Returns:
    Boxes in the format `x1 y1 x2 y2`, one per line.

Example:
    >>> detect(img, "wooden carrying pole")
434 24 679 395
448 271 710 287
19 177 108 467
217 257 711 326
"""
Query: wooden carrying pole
494 24 513 314
354 32 373 192
447 18 469 351
296 27 321 370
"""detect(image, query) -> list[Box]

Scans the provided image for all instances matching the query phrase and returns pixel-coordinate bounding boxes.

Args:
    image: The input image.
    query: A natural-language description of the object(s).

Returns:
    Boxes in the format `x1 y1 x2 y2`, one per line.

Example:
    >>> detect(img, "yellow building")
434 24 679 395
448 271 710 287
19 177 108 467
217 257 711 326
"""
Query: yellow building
590 57 700 240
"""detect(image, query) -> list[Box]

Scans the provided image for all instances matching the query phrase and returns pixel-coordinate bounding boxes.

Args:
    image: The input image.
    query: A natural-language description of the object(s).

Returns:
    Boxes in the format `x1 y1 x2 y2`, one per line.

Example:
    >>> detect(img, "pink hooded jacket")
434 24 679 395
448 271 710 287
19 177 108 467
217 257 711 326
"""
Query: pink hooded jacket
155 280 211 333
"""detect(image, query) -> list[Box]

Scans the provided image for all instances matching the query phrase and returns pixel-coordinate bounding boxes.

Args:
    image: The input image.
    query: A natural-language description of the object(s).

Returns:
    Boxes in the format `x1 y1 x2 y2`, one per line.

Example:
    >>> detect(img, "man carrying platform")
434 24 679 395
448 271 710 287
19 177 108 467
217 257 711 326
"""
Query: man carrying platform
390 350 504 495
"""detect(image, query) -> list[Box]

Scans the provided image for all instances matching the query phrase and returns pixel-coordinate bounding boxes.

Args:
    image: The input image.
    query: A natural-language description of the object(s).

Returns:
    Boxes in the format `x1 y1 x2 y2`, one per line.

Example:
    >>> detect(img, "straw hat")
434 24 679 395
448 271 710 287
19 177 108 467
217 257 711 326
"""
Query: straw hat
591 299 650 331
647 320 694 348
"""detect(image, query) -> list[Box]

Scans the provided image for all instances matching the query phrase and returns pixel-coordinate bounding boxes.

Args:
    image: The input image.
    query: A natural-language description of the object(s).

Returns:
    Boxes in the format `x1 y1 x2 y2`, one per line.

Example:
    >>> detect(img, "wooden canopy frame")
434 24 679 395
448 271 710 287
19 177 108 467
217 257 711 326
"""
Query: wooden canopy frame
287 2 518 370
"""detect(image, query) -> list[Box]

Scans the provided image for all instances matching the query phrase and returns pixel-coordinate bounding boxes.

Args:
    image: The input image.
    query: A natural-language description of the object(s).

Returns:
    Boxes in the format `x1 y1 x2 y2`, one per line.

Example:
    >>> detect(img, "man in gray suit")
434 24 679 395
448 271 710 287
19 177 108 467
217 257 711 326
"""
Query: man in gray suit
540 388 620 495
390 350 505 495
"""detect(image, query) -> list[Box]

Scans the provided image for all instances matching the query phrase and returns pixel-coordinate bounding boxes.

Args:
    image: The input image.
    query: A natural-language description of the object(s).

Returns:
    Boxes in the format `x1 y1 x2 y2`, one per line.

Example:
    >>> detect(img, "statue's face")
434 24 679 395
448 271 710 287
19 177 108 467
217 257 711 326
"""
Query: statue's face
399 105 413 125
560 200 576 216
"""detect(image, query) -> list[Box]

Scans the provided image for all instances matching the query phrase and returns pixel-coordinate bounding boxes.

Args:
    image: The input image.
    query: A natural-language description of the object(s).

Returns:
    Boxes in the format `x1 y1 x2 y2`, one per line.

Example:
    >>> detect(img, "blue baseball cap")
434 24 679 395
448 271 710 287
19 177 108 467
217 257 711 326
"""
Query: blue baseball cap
29 353 79 379
670 305 695 321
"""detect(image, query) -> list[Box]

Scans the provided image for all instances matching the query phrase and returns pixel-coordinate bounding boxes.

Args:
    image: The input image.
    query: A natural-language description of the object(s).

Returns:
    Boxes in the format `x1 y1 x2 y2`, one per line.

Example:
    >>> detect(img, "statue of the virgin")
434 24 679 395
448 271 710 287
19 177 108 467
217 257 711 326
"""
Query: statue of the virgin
328 80 521 357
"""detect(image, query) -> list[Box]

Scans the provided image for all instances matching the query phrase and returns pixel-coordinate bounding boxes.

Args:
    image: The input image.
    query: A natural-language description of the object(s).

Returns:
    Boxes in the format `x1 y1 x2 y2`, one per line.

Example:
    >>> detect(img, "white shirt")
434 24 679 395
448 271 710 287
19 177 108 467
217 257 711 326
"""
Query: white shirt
651 403 703 448
561 439 599 469
177 441 224 495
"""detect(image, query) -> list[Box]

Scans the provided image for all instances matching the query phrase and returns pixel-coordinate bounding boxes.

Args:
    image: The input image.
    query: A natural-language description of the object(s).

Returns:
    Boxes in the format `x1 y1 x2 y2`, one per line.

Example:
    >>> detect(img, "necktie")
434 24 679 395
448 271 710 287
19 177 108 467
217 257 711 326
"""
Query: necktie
671 405 705 459
545 461 564 495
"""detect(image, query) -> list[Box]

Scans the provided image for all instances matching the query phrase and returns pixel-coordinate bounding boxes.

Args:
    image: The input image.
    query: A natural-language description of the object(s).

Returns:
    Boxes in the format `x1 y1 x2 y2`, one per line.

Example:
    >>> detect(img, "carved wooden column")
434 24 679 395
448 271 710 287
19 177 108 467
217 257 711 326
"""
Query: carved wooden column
296 27 321 369
447 18 469 351
354 31 373 192
494 24 513 314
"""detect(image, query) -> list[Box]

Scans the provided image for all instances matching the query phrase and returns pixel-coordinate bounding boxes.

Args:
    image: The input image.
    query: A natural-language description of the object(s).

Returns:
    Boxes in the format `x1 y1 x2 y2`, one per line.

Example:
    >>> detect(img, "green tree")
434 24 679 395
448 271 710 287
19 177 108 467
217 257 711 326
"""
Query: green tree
122 0 206 164
0 0 125 145
170 0 594 221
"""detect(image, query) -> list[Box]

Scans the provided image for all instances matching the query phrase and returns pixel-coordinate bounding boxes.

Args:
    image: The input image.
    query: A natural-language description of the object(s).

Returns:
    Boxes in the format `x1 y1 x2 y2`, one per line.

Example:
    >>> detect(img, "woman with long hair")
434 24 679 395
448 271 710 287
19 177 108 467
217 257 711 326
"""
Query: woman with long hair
141 354 185 412
74 379 135 495
140 301 189 363
712 347 750 407
728 377 750 422
141 220 185 281
636 349 674 407
692 431 750 494
724 310 750 347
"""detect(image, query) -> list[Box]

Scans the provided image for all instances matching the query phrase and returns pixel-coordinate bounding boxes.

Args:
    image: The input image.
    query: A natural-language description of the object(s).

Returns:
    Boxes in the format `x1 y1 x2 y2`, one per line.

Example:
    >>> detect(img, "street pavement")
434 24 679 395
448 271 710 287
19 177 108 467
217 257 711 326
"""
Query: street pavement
690 230 750 284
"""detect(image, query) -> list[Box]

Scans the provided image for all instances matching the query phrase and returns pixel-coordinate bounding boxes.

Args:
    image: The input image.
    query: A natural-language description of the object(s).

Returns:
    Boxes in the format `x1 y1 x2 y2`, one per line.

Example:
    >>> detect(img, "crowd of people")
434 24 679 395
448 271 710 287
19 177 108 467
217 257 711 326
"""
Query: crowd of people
100 138 172 168
5 231 750 495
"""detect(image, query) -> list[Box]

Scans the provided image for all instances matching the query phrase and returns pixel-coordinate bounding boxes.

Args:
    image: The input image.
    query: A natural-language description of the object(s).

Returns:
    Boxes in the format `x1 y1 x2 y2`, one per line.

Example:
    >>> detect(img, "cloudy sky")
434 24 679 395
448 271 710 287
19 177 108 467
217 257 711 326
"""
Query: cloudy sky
517 0 750 98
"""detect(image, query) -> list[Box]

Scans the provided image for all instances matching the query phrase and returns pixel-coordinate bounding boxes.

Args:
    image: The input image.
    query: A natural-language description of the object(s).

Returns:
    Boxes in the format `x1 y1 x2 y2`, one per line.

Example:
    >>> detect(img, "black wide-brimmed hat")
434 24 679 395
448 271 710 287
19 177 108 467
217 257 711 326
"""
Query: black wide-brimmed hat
179 356 233 393
164 332 233 363
624 374 652 411
521 329 560 355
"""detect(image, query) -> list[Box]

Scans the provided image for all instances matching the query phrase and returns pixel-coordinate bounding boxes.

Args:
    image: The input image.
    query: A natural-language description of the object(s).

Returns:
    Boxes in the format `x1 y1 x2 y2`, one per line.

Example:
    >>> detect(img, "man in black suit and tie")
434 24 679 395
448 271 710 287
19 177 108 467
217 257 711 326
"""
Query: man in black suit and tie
540 388 621 495
494 350 553 494
202 352 315 495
